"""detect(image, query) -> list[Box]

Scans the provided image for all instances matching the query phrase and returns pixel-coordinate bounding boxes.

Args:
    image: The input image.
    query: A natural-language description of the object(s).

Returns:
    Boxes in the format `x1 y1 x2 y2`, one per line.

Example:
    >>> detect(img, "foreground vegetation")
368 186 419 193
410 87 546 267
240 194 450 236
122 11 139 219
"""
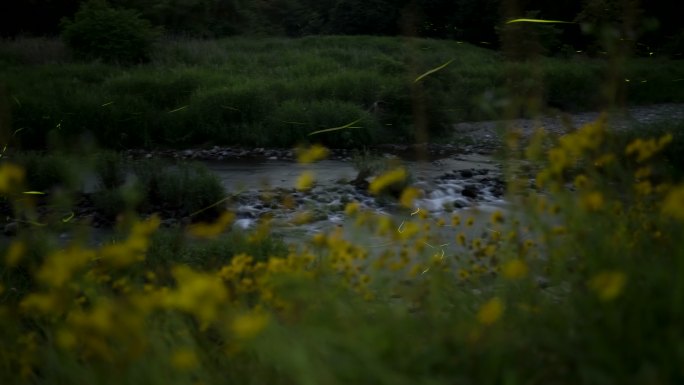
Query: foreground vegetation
1 36 683 150
2 115 684 384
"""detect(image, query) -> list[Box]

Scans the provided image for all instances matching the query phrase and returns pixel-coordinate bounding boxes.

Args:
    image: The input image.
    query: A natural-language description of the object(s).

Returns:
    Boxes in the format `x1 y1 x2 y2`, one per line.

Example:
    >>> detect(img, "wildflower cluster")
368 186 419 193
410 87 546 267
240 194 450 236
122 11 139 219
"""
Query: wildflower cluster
2 121 684 384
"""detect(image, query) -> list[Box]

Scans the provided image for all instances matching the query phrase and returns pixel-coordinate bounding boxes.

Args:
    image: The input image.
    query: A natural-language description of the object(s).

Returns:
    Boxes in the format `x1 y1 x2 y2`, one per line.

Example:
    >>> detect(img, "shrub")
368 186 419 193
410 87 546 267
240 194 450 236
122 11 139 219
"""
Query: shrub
11 152 76 192
60 0 160 64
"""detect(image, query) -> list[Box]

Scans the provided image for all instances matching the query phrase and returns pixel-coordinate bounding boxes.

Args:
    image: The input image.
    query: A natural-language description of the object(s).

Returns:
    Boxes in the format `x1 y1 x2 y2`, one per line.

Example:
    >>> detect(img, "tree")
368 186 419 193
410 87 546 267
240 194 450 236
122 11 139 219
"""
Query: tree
60 0 160 63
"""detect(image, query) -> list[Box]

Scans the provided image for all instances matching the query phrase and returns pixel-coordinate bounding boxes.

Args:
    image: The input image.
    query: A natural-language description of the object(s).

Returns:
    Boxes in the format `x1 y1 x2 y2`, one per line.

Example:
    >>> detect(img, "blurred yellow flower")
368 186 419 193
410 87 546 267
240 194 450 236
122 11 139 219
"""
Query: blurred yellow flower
5 241 26 267
369 168 406 195
581 191 604 211
399 186 421 208
574 174 589 189
477 297 503 325
20 293 60 314
188 211 236 239
37 246 95 287
456 232 466 246
344 201 360 215
296 144 329 164
0 163 24 193
502 259 528 279
167 266 229 327
625 133 672 162
589 271 627 301
171 349 199 370
490 210 504 224
662 184 684 220
296 171 315 191
231 311 269 340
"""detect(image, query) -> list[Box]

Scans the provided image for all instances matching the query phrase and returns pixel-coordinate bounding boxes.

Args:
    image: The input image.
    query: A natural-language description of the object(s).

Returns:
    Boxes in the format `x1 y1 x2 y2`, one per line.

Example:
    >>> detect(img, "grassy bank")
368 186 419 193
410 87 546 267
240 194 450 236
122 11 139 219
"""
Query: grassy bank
1 36 683 150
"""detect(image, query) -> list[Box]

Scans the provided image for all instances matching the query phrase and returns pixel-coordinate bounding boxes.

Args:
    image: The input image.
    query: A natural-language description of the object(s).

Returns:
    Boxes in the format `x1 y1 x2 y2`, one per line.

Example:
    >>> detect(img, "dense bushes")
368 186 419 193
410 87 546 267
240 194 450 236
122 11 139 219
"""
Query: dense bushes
60 0 160 64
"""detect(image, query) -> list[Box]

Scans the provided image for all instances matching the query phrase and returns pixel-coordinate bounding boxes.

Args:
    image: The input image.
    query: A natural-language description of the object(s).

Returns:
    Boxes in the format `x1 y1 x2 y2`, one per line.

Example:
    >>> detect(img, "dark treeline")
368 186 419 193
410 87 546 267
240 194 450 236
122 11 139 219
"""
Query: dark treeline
0 0 682 56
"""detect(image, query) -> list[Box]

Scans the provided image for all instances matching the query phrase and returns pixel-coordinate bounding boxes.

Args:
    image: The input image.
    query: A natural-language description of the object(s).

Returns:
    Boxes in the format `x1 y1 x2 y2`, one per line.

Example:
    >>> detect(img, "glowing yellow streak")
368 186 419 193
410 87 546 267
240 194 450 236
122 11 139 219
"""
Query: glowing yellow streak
22 191 45 195
397 221 406 233
410 208 421 216
506 18 573 24
414 59 454 83
101 101 114 107
168 105 189 113
12 128 25 136
13 218 46 227
308 118 363 136
279 120 308 126
62 211 75 222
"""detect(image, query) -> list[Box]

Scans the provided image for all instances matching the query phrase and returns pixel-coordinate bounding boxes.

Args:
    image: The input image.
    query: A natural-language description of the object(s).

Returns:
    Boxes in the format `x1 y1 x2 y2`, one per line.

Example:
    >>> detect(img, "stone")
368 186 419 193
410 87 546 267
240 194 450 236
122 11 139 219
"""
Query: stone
4 222 18 236
461 186 478 199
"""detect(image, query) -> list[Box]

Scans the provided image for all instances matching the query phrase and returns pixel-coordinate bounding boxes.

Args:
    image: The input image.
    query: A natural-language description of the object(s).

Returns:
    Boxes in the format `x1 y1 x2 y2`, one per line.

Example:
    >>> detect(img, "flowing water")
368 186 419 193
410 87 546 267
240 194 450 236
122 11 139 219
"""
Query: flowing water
201 152 508 239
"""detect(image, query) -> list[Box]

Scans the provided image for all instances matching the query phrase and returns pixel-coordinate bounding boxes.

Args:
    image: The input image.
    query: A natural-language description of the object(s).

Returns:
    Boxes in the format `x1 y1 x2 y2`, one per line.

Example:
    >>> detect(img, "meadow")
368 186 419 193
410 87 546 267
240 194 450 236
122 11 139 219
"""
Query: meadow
2 34 684 384
1 36 684 149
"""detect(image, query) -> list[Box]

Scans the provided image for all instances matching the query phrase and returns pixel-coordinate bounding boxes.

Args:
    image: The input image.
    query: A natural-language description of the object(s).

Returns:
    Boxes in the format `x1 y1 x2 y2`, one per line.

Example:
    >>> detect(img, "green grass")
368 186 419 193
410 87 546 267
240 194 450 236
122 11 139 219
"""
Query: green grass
2 36 683 150
5 151 226 220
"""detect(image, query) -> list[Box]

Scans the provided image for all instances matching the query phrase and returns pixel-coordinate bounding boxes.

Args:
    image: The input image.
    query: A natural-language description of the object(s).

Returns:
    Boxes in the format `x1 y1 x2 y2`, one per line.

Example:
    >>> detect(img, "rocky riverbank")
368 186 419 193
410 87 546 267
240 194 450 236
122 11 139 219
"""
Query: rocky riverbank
4 103 683 237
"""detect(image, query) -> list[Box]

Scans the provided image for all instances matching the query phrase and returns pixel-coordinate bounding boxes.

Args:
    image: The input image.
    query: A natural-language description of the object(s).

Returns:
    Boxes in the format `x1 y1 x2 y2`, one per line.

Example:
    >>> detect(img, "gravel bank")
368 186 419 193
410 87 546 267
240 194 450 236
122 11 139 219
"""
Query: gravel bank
453 103 684 152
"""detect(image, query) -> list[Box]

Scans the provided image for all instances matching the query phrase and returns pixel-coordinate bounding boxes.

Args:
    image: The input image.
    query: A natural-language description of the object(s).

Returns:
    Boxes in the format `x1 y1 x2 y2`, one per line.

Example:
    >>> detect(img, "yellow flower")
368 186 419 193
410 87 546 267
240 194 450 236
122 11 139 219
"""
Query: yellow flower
662 184 684 220
399 186 421 208
502 259 528 279
465 217 474 227
188 211 235 239
456 232 466 246
548 147 569 175
295 171 315 191
580 191 604 211
457 268 470 280
37 246 95 287
634 181 653 196
589 271 627 301
56 329 77 350
635 166 651 179
291 211 313 225
5 241 26 267
0 163 24 193
490 210 504 224
574 174 589 189
171 349 199 370
625 133 672 162
369 168 407 195
166 266 229 327
231 311 269 340
477 297 503 325
20 293 60 314
296 144 329 164
344 201 360 215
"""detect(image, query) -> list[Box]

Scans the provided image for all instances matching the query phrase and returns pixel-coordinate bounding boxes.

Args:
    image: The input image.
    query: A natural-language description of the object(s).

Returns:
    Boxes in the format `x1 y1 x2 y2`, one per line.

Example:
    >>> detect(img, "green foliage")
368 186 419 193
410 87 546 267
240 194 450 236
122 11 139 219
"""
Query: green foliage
11 152 77 192
154 162 226 218
94 151 126 190
60 0 160 64
326 0 401 35
146 228 288 272
2 36 684 150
